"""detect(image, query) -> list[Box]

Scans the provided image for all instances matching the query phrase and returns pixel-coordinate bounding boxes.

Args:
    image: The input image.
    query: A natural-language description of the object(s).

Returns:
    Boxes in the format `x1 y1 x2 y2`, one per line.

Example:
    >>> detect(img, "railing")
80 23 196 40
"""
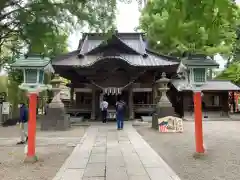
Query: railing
64 103 91 109
133 104 156 113
64 103 92 116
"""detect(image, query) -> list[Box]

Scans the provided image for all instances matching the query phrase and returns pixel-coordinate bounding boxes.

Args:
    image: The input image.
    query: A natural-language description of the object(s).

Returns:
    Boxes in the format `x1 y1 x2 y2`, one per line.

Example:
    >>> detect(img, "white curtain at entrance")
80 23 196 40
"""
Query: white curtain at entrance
104 87 121 95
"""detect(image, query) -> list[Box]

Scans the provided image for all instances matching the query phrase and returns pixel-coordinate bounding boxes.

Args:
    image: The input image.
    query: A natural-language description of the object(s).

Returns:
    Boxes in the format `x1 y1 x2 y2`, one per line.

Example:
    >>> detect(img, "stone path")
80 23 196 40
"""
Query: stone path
52 122 181 180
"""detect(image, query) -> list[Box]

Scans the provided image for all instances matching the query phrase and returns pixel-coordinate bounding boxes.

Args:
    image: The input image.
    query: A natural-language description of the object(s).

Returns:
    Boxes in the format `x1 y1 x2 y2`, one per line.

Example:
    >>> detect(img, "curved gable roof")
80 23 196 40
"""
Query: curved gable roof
52 32 180 68
79 33 147 56
85 34 143 55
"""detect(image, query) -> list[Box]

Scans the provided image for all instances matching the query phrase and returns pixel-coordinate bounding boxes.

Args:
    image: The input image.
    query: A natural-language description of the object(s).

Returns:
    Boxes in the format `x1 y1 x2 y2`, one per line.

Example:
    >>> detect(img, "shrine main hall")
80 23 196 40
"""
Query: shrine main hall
52 32 240 120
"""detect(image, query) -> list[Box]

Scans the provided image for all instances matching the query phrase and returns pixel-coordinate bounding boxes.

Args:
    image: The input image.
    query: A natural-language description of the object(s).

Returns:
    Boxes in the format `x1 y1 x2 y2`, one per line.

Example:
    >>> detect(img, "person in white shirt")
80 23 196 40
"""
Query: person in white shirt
100 98 108 123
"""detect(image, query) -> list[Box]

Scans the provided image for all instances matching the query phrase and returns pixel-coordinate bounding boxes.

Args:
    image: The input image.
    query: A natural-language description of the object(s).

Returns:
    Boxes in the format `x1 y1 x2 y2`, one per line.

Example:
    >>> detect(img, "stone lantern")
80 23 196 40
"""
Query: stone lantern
49 74 64 108
152 72 174 129
156 72 172 108
11 53 53 163
11 54 53 92
41 74 70 131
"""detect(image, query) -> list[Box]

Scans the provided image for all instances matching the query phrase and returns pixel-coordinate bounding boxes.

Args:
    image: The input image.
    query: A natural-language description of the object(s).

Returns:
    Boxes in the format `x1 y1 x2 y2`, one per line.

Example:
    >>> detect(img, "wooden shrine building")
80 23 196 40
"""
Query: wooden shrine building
52 32 240 120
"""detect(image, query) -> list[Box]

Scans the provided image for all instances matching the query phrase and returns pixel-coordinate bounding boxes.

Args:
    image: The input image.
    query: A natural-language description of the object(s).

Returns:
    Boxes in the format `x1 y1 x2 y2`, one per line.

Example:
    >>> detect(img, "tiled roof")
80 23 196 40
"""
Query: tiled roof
53 50 79 63
172 79 240 91
53 32 179 67
122 38 146 55
53 53 179 67
79 33 146 55
11 55 51 68
182 55 219 67
80 39 102 55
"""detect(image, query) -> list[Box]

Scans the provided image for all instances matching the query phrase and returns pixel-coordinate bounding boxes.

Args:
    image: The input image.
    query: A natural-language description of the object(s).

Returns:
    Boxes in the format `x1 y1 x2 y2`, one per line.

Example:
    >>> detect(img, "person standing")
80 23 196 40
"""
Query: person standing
17 103 28 144
116 99 126 130
45 99 51 115
100 98 108 123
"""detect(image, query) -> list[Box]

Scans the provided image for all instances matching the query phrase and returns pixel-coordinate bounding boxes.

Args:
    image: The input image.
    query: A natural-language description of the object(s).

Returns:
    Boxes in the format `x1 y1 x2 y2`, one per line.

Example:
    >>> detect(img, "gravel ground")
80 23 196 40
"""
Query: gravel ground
135 121 240 180
0 125 87 180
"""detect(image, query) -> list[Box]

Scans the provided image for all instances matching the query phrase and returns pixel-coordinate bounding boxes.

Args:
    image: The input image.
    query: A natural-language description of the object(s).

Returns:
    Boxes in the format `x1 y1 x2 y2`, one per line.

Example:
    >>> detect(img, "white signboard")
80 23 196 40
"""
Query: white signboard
2 102 10 115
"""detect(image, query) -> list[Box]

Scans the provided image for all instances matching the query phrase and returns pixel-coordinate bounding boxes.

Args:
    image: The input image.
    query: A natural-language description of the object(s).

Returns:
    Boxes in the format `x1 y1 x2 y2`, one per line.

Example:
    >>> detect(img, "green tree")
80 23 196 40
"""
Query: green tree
6 30 69 117
139 0 240 57
0 0 118 66
217 63 240 83
216 24 240 83
0 75 7 93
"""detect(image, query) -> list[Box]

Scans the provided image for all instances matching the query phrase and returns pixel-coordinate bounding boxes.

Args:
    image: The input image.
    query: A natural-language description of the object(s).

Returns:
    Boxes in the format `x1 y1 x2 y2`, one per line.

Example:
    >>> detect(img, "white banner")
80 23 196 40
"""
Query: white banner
2 102 10 115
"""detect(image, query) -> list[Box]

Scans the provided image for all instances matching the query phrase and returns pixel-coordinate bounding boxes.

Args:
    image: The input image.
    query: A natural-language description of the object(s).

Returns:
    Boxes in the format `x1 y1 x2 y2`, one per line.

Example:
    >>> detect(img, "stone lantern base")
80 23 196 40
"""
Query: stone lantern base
152 106 175 129
41 103 70 131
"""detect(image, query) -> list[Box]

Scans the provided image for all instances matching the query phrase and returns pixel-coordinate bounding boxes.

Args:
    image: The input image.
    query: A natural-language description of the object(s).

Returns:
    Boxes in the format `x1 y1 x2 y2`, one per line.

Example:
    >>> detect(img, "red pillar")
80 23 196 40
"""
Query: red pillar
27 93 37 159
193 91 204 153
235 94 238 112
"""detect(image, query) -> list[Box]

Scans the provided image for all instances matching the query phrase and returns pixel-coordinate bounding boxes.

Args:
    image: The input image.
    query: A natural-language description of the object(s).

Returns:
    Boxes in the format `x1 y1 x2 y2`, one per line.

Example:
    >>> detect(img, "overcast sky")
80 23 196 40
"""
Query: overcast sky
67 1 140 51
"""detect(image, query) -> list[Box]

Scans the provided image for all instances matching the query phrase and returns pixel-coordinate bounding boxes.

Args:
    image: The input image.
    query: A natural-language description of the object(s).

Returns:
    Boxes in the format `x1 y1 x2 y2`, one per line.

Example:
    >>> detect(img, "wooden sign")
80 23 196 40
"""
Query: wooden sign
2 102 10 114
158 116 183 133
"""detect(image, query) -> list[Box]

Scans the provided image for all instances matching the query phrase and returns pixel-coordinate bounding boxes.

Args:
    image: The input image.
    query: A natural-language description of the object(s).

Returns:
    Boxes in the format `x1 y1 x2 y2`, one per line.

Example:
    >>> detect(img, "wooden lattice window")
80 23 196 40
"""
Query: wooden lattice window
25 69 37 83
193 68 206 83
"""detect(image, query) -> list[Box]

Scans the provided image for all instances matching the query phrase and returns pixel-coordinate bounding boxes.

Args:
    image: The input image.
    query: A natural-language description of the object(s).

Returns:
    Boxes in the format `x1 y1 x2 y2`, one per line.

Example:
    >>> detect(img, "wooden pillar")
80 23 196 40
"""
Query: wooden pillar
235 93 239 112
129 86 134 120
146 92 150 104
91 87 96 120
231 92 235 113
152 83 157 104
70 85 74 106
193 91 204 154
222 92 229 116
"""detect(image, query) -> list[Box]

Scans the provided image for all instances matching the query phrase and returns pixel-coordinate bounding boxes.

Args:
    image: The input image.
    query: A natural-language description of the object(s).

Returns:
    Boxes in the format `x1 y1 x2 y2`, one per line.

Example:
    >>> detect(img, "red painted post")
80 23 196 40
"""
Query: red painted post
193 91 204 153
27 93 37 159
235 93 238 112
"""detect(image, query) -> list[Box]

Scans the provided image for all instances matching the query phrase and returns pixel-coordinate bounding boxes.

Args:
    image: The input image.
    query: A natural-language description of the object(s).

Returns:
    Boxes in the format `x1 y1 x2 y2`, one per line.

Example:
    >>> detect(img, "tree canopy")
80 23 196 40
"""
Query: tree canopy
139 0 240 57
217 62 240 83
0 0 119 66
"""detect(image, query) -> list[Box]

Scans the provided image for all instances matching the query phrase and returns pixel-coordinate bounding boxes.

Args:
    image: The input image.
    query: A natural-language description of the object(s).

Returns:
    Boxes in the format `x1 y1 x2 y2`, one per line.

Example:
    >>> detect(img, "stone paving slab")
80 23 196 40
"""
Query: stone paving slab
52 123 181 180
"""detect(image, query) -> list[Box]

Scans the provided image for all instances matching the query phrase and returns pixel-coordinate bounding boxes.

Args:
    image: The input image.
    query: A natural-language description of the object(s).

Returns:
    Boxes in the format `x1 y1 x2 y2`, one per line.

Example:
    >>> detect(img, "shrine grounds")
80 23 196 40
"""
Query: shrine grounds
135 121 240 180
0 121 239 180
0 123 87 180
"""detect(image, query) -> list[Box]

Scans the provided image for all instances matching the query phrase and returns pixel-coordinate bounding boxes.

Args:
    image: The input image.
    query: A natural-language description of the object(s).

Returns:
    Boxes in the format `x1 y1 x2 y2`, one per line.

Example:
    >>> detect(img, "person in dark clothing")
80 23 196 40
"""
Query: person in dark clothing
116 99 126 130
45 99 51 115
17 103 28 144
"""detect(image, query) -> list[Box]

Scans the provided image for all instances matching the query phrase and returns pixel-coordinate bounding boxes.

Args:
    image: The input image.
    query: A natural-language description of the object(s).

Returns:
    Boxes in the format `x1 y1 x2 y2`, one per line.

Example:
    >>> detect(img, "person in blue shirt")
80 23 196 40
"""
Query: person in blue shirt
116 98 126 130
17 103 28 144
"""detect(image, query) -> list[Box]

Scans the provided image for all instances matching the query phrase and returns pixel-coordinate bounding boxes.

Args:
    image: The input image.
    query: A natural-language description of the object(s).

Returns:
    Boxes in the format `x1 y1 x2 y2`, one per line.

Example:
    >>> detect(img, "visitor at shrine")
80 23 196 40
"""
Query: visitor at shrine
17 103 28 144
45 99 51 115
100 98 108 123
116 99 126 130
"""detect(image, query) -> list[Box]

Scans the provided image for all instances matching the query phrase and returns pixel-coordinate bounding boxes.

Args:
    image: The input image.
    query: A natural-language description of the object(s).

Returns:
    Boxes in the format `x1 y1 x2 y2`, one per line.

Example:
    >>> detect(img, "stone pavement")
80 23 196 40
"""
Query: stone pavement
52 122 181 180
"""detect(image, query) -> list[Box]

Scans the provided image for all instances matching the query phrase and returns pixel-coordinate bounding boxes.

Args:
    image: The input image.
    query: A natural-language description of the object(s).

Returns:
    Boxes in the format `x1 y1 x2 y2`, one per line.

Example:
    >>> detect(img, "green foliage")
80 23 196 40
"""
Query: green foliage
0 75 7 93
217 62 240 84
140 0 240 56
0 0 118 65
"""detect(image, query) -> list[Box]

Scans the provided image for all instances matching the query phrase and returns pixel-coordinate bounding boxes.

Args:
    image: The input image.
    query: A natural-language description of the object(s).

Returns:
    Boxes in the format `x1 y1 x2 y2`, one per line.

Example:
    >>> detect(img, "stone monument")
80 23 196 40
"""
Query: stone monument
152 72 175 129
41 74 70 131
